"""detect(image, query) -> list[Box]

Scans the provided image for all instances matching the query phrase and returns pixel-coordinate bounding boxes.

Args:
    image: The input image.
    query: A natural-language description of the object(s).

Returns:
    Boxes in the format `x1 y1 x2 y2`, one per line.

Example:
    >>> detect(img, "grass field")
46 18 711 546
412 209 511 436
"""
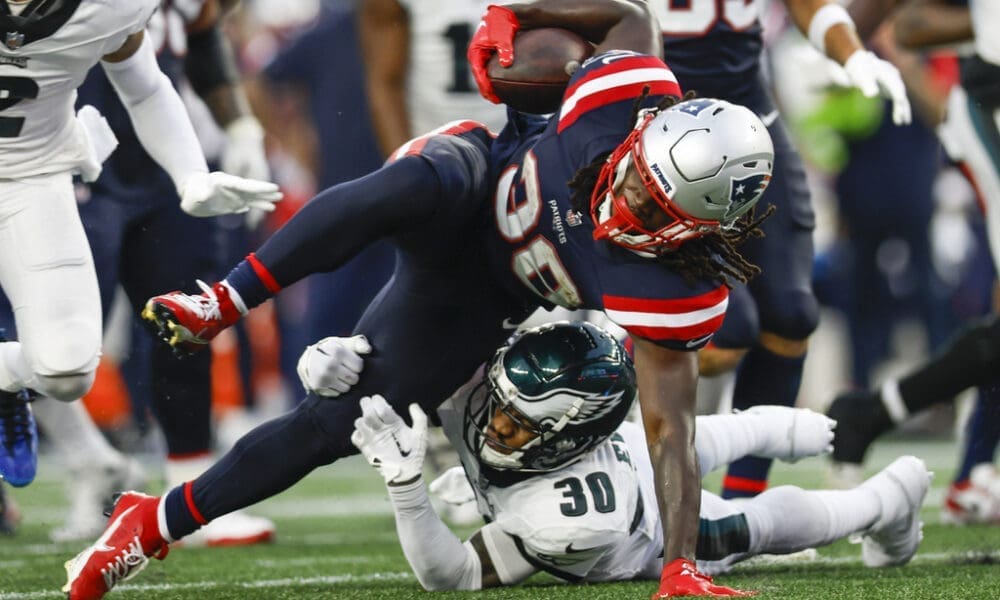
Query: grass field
2 437 999 599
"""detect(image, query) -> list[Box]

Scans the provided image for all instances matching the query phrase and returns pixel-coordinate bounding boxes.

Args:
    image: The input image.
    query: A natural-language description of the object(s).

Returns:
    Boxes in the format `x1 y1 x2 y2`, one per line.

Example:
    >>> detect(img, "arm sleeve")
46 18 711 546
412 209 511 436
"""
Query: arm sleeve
695 412 786 476
387 479 484 591
101 34 208 191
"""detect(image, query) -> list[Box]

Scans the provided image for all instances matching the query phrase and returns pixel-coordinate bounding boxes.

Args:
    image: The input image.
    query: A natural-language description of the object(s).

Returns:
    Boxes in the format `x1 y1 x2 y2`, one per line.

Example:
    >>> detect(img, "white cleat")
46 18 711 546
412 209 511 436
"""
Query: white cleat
180 510 275 548
860 455 931 567
744 405 837 462
51 458 147 543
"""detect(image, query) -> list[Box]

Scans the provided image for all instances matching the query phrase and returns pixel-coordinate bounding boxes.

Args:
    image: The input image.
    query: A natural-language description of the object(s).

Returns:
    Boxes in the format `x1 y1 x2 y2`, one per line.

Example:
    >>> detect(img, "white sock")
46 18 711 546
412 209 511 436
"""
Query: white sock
695 413 782 476
880 379 909 424
743 485 881 555
0 340 33 392
31 398 124 470
221 280 249 315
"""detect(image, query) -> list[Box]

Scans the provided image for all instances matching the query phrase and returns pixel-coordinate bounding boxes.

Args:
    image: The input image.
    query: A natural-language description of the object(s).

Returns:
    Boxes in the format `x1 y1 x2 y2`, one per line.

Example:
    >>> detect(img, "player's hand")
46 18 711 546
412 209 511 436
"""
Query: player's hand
351 395 428 485
75 105 119 182
842 50 912 125
297 335 372 398
653 559 756 598
222 115 270 181
467 4 519 103
178 171 283 218
744 405 837 462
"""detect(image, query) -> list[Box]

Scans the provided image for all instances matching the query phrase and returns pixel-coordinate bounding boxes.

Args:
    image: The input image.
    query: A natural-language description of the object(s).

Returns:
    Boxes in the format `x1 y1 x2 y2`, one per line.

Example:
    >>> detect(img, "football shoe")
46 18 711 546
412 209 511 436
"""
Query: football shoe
860 455 931 567
63 492 169 600
827 389 894 466
941 463 1000 525
0 388 38 487
51 457 148 543
180 510 275 547
143 280 242 356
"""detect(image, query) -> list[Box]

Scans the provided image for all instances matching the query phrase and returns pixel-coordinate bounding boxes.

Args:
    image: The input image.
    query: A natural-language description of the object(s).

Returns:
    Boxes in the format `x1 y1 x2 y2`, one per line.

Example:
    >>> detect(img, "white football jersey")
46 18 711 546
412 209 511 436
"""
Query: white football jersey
0 0 158 179
436 371 664 582
971 0 1000 65
397 0 507 135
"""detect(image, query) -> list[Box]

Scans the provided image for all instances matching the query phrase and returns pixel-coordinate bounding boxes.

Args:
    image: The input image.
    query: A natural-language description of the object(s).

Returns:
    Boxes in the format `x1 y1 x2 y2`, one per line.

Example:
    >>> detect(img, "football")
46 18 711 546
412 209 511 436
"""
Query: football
487 27 594 114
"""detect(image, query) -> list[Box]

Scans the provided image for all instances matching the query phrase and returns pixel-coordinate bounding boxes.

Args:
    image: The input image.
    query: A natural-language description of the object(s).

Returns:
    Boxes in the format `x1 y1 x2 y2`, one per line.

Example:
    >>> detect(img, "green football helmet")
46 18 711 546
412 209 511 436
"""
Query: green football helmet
464 321 636 472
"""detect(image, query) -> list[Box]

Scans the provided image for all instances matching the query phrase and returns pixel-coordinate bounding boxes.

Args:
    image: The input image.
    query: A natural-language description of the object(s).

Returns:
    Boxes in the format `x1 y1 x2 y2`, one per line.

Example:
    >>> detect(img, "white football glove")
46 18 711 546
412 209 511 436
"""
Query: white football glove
743 405 837 462
75 104 119 183
222 115 270 181
178 171 283 218
429 466 477 505
297 335 372 398
351 395 428 485
841 50 912 126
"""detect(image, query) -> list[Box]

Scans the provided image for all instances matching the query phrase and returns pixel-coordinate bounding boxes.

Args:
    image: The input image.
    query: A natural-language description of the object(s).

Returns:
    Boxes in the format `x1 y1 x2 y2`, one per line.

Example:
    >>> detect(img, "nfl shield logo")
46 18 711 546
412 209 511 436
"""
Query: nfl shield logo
4 31 24 50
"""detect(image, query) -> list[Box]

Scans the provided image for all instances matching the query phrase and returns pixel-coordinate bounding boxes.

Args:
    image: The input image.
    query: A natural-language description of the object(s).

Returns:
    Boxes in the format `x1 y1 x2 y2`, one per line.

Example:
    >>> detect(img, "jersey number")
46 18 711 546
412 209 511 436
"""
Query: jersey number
555 472 616 517
442 22 473 93
659 0 759 35
0 76 39 138
494 152 583 308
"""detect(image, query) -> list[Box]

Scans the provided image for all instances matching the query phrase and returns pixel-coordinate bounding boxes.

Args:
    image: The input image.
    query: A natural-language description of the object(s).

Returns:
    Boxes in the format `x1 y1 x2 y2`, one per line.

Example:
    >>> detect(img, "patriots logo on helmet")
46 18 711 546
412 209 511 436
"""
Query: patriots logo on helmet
728 173 771 215
674 98 715 116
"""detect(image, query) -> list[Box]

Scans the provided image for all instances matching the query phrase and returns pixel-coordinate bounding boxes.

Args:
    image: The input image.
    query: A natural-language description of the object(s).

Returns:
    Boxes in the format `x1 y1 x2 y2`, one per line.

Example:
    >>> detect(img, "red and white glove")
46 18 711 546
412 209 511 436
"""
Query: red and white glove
653 559 755 598
467 4 519 103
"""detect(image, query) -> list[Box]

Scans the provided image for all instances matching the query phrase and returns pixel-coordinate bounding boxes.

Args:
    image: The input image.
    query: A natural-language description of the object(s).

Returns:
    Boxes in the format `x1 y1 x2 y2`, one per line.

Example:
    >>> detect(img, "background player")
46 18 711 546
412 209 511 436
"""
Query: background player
0 0 281 488
643 0 913 501
65 1 774 597
830 0 1000 524
61 0 275 545
339 322 930 591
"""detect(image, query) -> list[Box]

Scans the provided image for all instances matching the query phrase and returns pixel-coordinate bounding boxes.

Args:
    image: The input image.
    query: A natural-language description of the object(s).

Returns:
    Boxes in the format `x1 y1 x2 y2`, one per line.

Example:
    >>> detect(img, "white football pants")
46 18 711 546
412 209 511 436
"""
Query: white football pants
0 172 101 401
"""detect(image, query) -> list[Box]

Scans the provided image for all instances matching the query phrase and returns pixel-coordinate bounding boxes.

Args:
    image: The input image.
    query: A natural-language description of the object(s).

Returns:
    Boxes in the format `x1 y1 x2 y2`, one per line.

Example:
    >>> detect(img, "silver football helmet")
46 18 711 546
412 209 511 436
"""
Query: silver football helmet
591 98 774 255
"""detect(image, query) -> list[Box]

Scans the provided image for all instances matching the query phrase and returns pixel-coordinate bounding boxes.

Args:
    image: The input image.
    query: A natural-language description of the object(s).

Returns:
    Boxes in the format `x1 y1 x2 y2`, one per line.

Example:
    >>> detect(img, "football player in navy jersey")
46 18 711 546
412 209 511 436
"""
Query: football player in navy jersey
66 1 773 597
647 0 914 502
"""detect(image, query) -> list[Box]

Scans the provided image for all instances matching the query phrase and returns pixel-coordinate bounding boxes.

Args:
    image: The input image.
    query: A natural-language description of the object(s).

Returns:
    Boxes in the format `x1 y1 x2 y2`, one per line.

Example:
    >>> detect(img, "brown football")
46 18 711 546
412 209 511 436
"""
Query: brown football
487 28 594 114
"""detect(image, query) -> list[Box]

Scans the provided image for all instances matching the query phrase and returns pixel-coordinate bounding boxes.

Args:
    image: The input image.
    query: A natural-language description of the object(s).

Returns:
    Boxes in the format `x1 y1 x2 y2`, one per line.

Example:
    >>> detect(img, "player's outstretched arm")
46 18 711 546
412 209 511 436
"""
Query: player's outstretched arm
186 0 271 184
695 407 837 476
100 31 281 218
633 338 754 598
351 396 535 590
785 0 911 125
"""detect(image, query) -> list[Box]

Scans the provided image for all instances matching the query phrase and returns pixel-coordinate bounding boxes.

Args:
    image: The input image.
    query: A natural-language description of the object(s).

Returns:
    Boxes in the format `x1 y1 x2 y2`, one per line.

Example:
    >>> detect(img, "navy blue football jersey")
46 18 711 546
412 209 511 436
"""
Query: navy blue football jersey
652 0 764 100
480 51 730 350
75 1 201 200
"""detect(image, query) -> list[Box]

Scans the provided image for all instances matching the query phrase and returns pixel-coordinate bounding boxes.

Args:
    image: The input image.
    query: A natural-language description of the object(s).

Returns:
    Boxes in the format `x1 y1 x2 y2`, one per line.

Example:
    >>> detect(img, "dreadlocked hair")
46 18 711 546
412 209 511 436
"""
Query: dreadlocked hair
567 89 772 289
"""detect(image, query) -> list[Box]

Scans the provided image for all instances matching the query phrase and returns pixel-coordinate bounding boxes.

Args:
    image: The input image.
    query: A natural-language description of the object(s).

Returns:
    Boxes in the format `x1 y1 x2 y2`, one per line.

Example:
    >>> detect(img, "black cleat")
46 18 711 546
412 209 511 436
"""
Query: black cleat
827 390 894 465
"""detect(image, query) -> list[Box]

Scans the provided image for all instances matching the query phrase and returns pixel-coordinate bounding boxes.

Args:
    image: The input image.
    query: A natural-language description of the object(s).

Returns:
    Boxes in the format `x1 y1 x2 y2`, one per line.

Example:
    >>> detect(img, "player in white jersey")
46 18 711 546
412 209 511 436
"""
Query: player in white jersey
0 0 281 488
305 322 931 593
359 0 507 156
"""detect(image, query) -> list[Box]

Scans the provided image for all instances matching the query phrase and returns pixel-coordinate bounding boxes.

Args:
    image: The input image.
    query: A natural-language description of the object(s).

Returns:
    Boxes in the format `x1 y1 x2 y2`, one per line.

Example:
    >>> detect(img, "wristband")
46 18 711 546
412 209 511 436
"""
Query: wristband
807 3 855 55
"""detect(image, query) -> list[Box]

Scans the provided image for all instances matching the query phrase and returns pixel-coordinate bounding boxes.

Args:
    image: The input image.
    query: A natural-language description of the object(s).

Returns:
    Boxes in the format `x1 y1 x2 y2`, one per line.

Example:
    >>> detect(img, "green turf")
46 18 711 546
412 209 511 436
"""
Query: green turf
2 438 999 599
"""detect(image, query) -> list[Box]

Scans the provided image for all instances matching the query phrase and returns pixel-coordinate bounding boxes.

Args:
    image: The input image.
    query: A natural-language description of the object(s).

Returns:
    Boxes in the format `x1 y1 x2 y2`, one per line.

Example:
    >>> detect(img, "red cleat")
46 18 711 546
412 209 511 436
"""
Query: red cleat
142 280 242 356
63 492 170 600
653 558 756 598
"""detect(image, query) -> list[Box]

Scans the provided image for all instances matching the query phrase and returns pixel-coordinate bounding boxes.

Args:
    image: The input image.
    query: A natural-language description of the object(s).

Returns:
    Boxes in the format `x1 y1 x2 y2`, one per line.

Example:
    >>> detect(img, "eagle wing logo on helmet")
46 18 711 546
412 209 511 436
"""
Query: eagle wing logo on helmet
570 389 626 423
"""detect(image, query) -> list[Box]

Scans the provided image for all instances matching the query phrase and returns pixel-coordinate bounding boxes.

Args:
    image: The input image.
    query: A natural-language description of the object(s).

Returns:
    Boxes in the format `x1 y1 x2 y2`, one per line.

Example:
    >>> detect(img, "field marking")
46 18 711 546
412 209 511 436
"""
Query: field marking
0 571 413 599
